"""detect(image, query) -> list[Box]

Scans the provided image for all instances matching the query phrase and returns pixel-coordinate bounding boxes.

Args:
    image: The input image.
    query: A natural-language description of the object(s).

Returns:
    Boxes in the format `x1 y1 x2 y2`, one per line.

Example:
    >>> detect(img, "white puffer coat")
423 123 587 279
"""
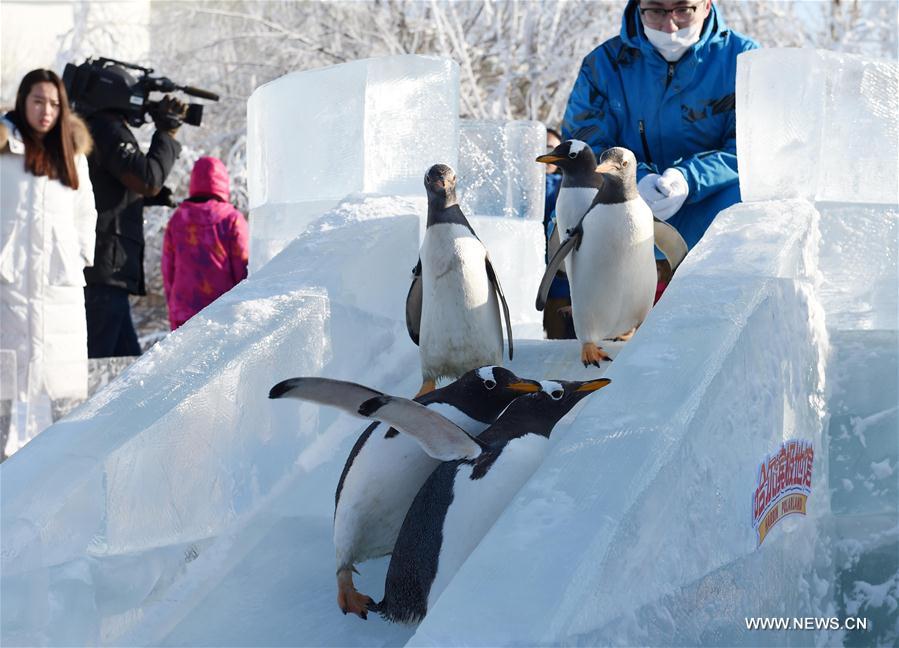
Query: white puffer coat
0 114 97 413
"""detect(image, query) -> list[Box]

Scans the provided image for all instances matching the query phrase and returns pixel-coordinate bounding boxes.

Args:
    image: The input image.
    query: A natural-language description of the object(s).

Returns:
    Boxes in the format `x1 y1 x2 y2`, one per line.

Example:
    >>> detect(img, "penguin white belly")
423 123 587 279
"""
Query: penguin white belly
427 434 550 609
555 186 598 236
419 223 502 381
334 406 488 569
569 199 655 342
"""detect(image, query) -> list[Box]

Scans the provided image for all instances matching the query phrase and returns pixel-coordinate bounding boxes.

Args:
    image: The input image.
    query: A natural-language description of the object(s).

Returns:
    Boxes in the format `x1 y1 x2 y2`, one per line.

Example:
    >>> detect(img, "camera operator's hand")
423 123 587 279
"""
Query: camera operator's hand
143 185 177 207
151 95 186 134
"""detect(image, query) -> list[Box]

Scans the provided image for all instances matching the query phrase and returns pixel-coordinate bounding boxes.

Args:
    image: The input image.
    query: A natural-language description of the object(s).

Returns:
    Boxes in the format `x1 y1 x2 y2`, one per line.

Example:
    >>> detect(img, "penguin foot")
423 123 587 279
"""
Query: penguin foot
415 379 436 398
581 343 611 367
337 569 373 619
609 327 636 342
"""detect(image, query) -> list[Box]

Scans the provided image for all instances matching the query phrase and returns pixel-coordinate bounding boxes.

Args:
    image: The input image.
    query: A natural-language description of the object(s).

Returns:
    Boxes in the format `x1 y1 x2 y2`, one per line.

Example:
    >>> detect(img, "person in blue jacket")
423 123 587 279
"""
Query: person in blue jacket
562 0 758 286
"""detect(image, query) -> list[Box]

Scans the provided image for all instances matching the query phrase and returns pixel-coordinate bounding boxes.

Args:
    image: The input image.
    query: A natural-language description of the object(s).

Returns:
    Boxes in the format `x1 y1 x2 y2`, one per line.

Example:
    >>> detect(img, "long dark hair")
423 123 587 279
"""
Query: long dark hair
13 69 79 190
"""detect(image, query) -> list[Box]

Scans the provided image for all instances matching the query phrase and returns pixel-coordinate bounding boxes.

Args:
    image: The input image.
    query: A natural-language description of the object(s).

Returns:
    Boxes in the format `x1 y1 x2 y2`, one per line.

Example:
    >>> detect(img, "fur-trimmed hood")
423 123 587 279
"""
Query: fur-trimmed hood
0 112 93 156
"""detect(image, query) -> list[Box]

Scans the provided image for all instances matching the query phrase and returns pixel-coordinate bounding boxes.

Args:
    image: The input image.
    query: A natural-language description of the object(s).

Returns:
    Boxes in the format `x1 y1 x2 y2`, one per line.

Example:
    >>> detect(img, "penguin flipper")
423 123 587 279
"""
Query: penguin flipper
485 257 514 361
268 377 385 418
536 229 581 311
358 395 483 461
653 218 688 273
405 259 423 345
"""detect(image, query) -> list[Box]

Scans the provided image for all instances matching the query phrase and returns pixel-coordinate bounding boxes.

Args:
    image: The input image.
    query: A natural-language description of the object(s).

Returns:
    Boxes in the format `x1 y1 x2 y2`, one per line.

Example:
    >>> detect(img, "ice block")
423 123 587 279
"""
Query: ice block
458 119 545 220
737 48 898 204
247 55 459 270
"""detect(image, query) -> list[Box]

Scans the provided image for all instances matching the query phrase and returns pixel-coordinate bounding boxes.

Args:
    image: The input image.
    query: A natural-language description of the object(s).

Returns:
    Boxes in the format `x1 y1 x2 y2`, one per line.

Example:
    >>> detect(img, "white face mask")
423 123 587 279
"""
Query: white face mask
644 20 704 62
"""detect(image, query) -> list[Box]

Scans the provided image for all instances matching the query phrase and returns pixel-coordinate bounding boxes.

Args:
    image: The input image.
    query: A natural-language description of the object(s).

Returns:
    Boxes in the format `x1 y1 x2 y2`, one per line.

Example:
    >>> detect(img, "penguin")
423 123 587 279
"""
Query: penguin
268 366 540 618
535 142 687 366
406 164 514 396
362 377 611 624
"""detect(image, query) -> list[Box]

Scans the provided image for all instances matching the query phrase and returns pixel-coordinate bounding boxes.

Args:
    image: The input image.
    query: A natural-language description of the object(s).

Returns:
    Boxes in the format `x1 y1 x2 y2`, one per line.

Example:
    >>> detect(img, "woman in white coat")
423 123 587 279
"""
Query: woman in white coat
0 69 97 459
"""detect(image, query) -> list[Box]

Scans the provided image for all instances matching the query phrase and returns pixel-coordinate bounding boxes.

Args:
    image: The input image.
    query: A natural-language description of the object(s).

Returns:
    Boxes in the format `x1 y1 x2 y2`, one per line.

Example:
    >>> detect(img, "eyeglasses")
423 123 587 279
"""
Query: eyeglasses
639 3 702 27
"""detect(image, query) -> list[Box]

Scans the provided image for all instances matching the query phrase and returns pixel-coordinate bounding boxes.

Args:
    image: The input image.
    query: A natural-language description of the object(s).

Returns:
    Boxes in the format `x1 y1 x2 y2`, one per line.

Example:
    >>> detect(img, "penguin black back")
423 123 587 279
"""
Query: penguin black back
369 459 458 624
369 378 610 625
333 367 538 509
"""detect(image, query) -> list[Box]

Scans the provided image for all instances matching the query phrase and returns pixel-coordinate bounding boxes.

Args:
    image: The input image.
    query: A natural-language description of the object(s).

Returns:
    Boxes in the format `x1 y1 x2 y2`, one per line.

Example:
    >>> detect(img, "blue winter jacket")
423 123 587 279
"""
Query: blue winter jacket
562 1 759 205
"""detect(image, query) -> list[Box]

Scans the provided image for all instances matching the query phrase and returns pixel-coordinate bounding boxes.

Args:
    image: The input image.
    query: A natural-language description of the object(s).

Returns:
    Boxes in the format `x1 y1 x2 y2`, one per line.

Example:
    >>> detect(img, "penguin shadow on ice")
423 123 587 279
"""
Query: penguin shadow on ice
406 164 514 397
364 377 611 624
536 141 687 367
268 366 541 619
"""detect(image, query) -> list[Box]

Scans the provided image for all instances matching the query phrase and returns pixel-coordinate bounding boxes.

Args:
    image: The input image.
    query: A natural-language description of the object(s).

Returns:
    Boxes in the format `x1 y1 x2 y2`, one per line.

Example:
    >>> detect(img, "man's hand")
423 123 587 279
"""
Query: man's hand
151 95 186 134
637 173 665 206
651 168 689 221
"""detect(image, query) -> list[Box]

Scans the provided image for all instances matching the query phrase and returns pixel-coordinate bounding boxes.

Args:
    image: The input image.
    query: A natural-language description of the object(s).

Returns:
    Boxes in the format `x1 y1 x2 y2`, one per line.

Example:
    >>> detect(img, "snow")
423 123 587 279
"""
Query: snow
2 48 898 646
870 459 894 480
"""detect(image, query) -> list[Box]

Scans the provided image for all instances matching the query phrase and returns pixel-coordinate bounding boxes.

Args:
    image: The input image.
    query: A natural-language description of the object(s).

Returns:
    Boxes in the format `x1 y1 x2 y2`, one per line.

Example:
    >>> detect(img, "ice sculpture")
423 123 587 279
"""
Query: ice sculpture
737 48 899 204
3 47 897 647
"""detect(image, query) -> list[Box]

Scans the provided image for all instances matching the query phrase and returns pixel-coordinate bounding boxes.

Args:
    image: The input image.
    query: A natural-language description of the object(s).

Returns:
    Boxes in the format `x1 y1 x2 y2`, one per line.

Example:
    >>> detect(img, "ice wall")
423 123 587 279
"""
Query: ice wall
247 56 460 271
411 200 832 646
468 215 544 331
458 119 545 221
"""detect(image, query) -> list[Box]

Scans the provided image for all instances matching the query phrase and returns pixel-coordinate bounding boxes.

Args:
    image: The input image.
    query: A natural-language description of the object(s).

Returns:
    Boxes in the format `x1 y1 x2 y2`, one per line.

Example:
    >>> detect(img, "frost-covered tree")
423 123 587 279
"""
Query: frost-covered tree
146 0 898 208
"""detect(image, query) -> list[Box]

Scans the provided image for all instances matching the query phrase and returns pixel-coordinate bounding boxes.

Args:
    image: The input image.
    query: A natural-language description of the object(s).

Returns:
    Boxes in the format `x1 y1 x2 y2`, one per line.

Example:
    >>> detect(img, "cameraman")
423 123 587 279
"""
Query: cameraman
83 66 184 358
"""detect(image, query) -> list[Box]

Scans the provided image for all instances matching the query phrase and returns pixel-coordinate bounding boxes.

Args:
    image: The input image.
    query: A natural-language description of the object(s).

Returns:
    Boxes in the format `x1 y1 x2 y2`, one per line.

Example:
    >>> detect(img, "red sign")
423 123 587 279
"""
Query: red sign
752 440 813 546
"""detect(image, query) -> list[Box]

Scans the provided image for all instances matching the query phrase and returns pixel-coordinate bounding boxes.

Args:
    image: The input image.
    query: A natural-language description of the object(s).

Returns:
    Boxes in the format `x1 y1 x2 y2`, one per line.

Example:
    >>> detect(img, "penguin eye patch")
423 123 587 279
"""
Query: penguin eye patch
483 379 497 390
550 390 564 400
621 160 628 167
567 151 578 159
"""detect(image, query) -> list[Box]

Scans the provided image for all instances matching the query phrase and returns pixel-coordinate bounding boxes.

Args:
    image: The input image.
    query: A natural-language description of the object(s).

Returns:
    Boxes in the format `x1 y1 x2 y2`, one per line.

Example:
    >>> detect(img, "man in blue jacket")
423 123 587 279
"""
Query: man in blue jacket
562 0 758 283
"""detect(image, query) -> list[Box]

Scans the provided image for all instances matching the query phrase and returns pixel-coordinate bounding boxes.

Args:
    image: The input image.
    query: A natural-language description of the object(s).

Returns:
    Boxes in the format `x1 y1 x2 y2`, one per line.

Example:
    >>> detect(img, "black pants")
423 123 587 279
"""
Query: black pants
84 284 142 358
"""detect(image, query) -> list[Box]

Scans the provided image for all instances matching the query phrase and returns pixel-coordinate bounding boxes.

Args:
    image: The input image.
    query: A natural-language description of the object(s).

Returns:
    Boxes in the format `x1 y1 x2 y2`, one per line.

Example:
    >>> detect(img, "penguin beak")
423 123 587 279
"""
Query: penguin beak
507 381 541 393
536 154 563 164
575 378 611 392
596 161 618 173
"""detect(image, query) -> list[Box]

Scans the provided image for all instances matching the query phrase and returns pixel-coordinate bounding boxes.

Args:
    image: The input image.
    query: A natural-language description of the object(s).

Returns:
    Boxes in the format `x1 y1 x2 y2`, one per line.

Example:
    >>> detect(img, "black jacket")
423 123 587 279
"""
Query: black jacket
83 111 181 294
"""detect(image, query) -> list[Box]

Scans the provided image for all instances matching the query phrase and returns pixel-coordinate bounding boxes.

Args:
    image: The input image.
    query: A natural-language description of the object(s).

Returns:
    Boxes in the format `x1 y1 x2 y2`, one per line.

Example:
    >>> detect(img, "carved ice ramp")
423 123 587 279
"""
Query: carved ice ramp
0 194 830 647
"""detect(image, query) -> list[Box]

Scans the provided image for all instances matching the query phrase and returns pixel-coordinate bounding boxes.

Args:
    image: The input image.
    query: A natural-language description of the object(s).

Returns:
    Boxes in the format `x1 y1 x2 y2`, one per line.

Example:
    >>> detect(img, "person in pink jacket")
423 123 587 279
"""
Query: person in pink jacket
161 156 248 330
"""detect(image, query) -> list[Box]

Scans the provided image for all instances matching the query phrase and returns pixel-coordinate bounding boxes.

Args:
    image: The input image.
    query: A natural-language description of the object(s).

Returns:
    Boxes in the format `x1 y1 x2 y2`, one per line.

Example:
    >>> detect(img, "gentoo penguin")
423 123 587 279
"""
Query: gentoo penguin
535 142 686 366
268 366 539 618
537 140 687 290
361 377 611 624
406 164 513 396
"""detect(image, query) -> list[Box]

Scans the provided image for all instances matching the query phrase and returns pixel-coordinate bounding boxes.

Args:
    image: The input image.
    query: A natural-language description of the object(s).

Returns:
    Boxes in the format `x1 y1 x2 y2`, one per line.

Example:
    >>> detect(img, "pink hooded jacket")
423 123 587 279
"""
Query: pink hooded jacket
161 157 248 330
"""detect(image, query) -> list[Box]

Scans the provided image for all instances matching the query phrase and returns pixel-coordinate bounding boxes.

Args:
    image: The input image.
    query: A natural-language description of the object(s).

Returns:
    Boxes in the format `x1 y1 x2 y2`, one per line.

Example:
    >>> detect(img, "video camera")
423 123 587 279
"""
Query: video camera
63 57 219 129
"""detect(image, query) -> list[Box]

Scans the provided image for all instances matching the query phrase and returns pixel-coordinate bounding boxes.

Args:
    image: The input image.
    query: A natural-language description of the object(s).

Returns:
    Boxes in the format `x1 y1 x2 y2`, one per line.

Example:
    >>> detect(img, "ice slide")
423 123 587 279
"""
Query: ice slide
2 50 897 646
